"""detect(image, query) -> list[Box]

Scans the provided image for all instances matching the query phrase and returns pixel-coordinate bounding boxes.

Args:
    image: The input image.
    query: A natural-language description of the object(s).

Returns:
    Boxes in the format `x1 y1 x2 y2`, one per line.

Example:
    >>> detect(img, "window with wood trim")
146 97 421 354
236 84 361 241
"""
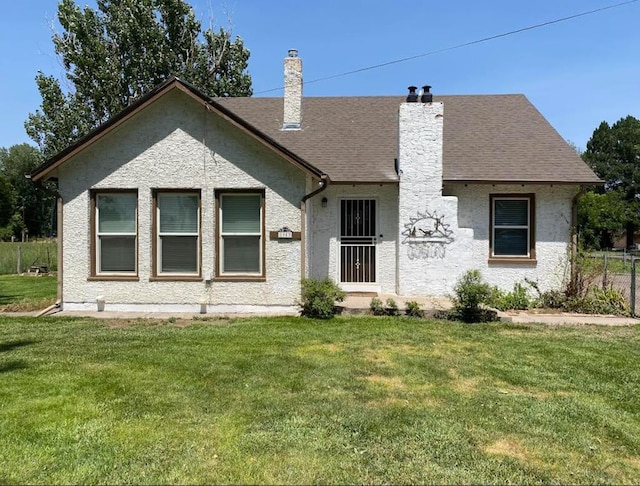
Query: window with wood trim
216 190 265 277
154 190 201 276
92 190 137 276
490 194 535 260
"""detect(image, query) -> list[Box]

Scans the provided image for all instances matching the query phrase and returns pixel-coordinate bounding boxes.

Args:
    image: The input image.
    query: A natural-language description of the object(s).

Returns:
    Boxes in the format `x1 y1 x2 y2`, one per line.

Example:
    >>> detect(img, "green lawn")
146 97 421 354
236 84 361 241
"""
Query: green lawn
0 274 57 311
0 316 639 484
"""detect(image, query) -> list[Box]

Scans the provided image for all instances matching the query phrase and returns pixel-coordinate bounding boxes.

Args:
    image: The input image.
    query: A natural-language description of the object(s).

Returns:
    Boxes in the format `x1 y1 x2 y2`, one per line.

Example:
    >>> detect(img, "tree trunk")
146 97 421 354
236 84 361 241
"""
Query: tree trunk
626 221 636 249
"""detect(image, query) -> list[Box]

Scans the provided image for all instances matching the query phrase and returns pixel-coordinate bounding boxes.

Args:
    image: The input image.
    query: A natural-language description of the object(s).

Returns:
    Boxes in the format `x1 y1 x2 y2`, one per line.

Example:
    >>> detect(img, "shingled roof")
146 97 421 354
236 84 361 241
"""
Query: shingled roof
219 94 601 184
31 76 601 185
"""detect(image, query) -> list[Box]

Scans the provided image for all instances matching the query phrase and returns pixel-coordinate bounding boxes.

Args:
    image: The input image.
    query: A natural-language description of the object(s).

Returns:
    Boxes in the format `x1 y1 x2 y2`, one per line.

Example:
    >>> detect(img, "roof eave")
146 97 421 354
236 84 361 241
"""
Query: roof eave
31 76 326 182
443 178 604 185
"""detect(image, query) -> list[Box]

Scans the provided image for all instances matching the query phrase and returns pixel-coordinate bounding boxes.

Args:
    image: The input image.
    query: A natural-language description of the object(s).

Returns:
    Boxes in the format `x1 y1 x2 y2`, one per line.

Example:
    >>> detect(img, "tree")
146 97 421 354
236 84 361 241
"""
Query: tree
582 116 640 249
0 173 16 239
577 190 629 250
0 144 56 239
26 0 252 158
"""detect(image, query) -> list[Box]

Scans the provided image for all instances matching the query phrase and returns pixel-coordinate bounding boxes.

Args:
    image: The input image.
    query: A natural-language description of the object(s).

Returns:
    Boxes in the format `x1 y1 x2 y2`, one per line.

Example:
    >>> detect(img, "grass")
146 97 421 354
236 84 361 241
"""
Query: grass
0 274 57 311
0 241 57 274
0 315 639 484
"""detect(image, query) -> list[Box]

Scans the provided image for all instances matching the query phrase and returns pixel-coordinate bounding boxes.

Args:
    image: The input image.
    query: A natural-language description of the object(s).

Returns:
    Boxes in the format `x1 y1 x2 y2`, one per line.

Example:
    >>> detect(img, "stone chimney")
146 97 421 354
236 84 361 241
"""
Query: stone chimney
283 49 302 130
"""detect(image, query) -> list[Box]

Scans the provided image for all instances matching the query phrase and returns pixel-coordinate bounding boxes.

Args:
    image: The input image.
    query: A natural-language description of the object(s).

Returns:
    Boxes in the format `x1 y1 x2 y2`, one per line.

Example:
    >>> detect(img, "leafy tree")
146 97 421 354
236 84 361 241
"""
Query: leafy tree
0 173 16 235
577 190 629 250
582 116 640 249
0 144 56 239
26 0 252 157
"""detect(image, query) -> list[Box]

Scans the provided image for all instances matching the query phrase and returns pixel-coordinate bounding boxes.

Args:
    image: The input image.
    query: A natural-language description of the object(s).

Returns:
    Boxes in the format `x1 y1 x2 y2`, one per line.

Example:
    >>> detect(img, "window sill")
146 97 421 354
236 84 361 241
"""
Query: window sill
488 257 537 265
214 276 266 282
149 276 203 282
88 276 139 281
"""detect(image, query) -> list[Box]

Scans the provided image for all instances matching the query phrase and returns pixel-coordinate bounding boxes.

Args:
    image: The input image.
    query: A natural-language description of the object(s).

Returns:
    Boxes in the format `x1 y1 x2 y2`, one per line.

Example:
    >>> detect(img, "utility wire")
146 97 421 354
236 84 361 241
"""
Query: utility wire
253 0 638 95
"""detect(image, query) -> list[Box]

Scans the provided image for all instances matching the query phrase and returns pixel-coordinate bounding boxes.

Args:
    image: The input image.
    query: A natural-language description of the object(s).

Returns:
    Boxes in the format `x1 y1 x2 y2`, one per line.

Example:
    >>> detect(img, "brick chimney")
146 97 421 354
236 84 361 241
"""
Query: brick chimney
283 49 302 130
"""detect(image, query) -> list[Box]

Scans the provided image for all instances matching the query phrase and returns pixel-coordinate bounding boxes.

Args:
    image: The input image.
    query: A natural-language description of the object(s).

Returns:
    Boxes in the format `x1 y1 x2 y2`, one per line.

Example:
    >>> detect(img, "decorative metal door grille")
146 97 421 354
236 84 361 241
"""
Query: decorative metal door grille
340 199 376 283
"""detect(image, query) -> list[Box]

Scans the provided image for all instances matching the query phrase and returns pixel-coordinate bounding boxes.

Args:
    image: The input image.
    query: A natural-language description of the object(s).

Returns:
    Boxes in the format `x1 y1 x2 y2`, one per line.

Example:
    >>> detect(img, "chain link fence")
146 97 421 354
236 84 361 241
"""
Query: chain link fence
584 250 638 317
0 241 57 275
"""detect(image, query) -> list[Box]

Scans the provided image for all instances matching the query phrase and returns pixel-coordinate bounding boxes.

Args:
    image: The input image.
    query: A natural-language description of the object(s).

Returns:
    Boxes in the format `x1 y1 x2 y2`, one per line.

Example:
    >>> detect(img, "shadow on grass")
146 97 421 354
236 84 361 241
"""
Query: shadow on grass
0 340 37 353
0 294 20 306
0 359 28 373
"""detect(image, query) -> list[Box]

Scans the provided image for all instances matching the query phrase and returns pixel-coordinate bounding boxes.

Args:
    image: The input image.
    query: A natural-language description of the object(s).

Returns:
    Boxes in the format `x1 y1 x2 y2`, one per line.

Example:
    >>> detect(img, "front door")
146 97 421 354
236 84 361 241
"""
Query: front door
340 199 376 283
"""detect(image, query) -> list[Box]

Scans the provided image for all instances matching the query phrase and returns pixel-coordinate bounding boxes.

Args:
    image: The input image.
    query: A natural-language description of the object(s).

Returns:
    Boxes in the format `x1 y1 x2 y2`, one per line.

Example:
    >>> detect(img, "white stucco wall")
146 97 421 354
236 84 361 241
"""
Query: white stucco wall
395 100 576 296
397 101 475 296
445 183 576 292
56 88 307 312
308 184 398 293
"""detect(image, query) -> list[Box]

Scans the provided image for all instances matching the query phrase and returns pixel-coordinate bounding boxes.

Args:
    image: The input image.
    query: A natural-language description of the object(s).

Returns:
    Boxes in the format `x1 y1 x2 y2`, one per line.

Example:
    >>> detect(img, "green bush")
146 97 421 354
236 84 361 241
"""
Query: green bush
299 278 346 319
487 282 531 311
565 286 630 316
524 279 567 310
405 300 424 318
535 289 567 309
369 297 385 316
385 298 400 316
451 270 494 323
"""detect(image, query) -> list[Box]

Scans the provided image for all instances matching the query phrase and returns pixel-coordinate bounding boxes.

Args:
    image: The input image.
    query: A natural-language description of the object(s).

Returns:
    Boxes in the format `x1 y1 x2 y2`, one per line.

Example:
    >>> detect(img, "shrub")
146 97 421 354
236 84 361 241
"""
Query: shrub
487 282 531 311
299 278 346 319
524 279 567 310
405 300 424 318
369 297 385 316
385 298 400 316
451 270 494 323
535 290 567 309
565 286 630 316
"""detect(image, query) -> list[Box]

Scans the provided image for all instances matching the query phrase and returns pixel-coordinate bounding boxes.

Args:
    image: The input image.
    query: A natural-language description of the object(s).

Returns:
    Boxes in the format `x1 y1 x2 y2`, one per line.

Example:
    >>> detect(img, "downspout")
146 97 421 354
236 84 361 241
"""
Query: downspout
571 186 586 288
55 191 63 306
300 174 329 282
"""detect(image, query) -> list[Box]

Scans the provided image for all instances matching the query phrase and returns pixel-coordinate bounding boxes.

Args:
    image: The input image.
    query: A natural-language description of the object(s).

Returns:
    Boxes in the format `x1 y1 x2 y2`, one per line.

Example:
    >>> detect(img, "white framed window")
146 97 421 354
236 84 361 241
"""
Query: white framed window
93 191 137 276
217 191 264 277
155 191 200 276
490 194 535 259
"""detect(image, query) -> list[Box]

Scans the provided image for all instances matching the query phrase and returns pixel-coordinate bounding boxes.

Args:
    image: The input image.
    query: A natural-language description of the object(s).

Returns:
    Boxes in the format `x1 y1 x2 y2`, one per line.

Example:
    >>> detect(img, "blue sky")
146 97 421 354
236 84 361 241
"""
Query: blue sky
0 0 638 151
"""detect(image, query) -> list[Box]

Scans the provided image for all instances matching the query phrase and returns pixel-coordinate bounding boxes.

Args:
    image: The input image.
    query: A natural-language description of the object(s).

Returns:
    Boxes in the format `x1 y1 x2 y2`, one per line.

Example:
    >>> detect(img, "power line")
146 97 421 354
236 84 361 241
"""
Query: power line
253 0 638 95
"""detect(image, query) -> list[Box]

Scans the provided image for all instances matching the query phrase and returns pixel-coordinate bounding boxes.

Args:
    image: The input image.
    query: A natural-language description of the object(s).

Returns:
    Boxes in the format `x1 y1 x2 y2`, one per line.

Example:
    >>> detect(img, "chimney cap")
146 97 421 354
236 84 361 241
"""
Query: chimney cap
287 49 299 58
420 85 433 103
406 86 419 103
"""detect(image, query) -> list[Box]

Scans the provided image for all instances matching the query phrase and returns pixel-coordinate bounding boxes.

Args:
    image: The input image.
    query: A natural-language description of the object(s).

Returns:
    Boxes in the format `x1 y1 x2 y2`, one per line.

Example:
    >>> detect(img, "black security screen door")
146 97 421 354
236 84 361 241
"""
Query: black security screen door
340 199 376 283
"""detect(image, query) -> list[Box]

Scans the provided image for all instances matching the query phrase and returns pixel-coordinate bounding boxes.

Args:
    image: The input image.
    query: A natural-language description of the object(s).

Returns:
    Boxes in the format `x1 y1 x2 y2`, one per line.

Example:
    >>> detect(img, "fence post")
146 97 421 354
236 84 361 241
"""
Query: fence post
603 252 608 288
17 245 21 274
631 257 636 317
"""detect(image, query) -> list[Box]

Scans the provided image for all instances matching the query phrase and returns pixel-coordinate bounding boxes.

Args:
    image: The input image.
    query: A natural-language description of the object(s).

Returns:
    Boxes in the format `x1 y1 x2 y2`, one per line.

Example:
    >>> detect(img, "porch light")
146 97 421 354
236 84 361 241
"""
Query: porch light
321 197 328 208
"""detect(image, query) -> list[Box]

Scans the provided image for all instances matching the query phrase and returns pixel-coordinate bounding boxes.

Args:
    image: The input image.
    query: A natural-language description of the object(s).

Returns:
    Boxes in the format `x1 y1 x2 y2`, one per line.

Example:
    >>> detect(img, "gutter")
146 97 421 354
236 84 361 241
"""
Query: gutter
300 175 329 282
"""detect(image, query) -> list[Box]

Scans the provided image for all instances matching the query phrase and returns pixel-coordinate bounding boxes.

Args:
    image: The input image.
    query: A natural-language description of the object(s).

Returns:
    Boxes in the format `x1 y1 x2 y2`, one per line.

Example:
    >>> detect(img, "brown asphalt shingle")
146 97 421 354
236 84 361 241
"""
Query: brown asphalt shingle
31 76 601 186
219 94 602 184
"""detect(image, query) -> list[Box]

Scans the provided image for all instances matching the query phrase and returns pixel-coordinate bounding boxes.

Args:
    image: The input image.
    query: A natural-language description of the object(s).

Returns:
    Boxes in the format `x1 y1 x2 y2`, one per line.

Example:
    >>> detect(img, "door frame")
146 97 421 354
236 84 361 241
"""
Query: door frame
337 197 381 293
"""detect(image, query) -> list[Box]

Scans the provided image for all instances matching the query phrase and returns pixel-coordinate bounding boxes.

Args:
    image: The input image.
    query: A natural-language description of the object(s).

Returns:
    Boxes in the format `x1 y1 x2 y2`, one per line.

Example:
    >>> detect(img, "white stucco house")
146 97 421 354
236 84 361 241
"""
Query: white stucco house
31 50 601 314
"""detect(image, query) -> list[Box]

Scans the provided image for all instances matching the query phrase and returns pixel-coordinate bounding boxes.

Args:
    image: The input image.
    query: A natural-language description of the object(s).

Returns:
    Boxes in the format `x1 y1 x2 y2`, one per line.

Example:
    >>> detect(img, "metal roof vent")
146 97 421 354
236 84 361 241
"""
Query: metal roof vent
406 86 418 102
420 85 433 103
